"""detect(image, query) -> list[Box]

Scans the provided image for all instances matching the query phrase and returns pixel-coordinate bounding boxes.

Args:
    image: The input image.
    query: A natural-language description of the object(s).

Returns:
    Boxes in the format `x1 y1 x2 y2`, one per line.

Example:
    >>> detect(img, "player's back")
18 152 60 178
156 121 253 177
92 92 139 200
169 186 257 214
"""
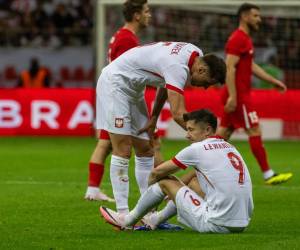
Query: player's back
192 137 253 227
107 41 203 89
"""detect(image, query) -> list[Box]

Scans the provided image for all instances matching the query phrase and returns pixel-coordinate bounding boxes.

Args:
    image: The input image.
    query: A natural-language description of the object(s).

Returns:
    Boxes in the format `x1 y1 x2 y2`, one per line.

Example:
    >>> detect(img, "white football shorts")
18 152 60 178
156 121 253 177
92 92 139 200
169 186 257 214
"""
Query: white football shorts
175 186 231 233
96 69 149 140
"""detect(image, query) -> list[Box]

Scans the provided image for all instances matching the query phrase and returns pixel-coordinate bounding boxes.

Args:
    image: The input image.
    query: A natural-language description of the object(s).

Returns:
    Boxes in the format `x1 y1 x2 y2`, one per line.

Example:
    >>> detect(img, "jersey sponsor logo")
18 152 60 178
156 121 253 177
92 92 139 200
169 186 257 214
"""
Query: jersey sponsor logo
115 118 124 128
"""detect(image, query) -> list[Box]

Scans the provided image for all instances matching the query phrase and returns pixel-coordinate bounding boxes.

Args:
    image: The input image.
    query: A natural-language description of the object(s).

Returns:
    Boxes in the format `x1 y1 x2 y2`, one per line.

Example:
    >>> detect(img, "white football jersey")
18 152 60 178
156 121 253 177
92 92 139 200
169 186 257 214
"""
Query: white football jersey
173 136 254 227
102 42 203 98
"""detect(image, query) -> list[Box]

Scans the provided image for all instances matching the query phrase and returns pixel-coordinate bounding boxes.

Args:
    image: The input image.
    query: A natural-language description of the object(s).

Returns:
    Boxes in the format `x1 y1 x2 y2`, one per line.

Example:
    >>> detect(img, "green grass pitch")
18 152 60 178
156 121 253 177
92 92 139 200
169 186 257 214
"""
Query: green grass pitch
0 137 299 249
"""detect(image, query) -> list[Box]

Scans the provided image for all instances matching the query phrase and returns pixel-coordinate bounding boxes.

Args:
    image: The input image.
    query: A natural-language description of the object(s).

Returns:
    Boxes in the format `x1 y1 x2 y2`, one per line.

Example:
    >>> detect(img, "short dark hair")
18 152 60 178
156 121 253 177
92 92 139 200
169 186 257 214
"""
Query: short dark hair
123 0 147 22
202 54 226 85
237 3 260 19
183 109 217 132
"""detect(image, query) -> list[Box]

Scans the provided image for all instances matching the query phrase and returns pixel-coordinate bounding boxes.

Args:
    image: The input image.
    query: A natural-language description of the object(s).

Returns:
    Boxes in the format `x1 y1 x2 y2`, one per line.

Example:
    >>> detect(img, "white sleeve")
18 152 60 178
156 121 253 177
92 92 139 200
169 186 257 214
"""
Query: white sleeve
172 145 198 170
163 64 188 95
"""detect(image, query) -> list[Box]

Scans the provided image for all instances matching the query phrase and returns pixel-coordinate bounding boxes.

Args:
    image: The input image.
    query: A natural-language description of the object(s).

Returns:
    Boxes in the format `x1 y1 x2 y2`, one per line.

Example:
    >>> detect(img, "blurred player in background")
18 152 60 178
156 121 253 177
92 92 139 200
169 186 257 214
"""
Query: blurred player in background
217 3 292 185
100 109 253 233
84 0 151 202
96 41 226 216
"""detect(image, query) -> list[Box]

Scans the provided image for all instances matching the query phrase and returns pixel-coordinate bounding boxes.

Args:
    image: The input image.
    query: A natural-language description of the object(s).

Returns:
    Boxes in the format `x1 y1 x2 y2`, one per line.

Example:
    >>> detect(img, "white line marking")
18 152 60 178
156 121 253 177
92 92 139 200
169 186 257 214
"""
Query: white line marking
1 181 298 189
253 185 300 190
1 180 111 187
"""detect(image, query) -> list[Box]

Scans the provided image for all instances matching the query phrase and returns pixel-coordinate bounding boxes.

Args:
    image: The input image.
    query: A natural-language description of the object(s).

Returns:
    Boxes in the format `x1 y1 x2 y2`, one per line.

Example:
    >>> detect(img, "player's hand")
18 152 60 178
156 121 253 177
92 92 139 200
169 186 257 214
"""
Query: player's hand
274 80 287 93
224 96 237 113
138 117 157 144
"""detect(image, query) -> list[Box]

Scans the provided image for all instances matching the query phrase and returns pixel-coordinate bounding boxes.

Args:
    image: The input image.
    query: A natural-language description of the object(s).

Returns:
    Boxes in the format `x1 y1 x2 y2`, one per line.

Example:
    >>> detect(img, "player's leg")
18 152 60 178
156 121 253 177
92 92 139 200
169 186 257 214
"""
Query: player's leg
97 75 136 212
141 172 205 228
88 73 116 201
131 98 155 195
132 136 154 195
133 130 184 231
139 178 184 229
246 125 292 184
159 178 210 232
217 108 235 140
109 133 132 214
153 135 164 166
246 125 272 176
84 129 114 202
187 176 205 199
216 126 234 141
100 181 166 229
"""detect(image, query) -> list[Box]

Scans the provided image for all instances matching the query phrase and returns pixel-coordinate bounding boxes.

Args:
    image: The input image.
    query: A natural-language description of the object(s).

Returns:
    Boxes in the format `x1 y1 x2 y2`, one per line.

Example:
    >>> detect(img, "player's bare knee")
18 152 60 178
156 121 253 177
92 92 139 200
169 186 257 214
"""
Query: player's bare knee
187 177 198 189
96 140 112 153
135 144 154 157
112 144 131 158
247 126 261 136
158 179 170 193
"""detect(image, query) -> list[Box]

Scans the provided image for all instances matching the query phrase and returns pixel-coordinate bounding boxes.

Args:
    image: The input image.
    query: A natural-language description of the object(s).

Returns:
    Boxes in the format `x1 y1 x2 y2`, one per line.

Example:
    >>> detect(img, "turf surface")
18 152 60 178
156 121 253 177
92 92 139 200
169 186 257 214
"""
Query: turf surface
0 137 299 249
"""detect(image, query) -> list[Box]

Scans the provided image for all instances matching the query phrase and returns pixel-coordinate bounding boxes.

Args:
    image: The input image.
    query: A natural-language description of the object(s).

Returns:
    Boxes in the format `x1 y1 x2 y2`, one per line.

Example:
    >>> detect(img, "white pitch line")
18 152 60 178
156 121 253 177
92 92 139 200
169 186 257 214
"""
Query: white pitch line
1 180 111 187
1 181 299 189
253 185 300 190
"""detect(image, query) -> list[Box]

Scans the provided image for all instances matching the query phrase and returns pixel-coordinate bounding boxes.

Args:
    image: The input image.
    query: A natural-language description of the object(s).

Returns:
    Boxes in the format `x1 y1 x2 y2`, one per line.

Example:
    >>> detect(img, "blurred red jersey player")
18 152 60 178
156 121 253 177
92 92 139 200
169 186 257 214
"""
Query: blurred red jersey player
217 3 292 185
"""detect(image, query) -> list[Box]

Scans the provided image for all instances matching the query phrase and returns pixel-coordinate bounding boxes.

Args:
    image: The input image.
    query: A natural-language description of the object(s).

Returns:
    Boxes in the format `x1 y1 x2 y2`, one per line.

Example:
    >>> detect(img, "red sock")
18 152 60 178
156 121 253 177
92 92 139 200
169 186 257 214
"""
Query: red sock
88 162 104 187
249 136 270 172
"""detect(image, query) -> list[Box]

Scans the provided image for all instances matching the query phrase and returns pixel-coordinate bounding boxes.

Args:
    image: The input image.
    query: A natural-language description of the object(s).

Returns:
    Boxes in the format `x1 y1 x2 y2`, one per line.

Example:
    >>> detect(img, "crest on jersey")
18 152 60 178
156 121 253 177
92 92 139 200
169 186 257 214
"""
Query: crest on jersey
115 118 124 128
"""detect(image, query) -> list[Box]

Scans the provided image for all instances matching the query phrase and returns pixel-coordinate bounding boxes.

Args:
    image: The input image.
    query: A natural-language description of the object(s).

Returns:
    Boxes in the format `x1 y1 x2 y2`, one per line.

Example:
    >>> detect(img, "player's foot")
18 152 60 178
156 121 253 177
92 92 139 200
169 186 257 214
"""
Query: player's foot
99 206 131 230
156 222 184 231
265 172 293 185
141 213 184 231
134 225 151 231
84 187 115 202
141 212 158 230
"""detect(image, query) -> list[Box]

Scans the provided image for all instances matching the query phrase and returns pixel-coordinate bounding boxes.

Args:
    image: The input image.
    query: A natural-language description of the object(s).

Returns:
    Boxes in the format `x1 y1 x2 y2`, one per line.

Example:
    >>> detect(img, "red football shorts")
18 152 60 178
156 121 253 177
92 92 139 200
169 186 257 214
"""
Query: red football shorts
220 101 259 130
98 129 110 140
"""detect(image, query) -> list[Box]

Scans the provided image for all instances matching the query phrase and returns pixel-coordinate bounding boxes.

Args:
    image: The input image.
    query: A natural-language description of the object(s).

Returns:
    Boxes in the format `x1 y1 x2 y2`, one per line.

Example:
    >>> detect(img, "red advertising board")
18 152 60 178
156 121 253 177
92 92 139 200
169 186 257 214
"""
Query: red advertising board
0 88 95 136
0 88 300 137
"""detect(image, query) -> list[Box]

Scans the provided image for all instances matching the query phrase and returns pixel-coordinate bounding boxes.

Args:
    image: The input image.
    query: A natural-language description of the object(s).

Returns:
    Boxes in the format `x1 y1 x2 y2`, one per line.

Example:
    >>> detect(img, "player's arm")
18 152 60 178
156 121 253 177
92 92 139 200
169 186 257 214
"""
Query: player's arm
224 54 240 113
167 89 187 130
138 87 167 137
252 62 287 92
151 87 168 122
148 160 181 186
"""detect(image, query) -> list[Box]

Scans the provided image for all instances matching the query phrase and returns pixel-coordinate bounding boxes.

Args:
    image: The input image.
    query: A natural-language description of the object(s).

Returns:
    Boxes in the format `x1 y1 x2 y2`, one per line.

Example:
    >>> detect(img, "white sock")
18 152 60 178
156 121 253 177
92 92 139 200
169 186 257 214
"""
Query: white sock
263 169 275 179
110 155 129 213
86 186 99 194
135 156 154 194
125 183 165 226
155 200 177 225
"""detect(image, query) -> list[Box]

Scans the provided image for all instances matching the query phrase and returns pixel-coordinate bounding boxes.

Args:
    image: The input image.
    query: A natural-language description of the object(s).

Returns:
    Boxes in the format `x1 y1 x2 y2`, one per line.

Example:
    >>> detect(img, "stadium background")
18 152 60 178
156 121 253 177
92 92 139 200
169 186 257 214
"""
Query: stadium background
0 0 299 249
0 0 300 139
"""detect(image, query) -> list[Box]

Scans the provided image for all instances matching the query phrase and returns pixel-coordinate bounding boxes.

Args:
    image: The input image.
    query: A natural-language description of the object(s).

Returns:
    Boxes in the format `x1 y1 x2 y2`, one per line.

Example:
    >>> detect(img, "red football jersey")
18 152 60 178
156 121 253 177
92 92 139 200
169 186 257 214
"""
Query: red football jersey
225 29 254 99
107 27 139 63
